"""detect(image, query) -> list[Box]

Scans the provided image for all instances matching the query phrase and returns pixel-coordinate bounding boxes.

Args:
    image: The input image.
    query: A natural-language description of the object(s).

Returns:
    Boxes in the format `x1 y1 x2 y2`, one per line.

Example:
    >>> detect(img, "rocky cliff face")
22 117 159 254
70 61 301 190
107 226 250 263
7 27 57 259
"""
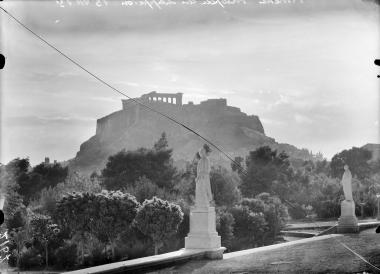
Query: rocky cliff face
70 97 313 174
362 143 380 161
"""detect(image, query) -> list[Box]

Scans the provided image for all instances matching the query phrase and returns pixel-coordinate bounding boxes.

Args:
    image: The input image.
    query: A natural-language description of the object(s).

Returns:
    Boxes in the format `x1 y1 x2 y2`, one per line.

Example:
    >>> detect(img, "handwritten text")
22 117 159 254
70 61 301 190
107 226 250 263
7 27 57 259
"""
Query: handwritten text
56 0 247 8
0 231 10 264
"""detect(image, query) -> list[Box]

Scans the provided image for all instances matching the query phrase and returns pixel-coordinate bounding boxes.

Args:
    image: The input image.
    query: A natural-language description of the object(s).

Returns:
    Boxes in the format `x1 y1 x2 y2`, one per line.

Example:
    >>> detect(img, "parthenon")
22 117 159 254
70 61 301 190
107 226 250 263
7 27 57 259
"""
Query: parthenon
141 91 183 106
122 91 183 110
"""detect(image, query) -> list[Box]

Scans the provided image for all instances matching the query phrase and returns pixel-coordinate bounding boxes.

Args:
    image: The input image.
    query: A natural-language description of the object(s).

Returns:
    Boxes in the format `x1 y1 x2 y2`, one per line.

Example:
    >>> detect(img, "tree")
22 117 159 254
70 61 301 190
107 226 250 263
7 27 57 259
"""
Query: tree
330 147 372 180
29 172 102 216
55 192 94 262
210 166 240 208
90 191 140 260
4 158 30 183
29 187 60 216
308 174 342 218
174 161 197 205
230 193 288 249
154 132 169 151
239 146 293 199
1 159 27 223
56 172 102 195
6 206 27 231
230 204 266 250
252 193 288 244
231 156 244 173
216 207 235 250
56 191 139 261
172 199 190 250
8 228 28 269
315 159 330 174
30 214 60 269
1 159 29 198
17 161 68 204
101 132 177 191
124 176 175 204
134 197 183 255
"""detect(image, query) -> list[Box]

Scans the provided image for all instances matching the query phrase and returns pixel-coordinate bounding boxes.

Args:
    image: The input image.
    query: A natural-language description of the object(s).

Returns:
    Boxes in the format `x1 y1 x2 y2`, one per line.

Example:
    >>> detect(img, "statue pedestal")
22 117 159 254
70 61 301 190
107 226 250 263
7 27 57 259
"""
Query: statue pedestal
338 200 359 233
185 206 225 259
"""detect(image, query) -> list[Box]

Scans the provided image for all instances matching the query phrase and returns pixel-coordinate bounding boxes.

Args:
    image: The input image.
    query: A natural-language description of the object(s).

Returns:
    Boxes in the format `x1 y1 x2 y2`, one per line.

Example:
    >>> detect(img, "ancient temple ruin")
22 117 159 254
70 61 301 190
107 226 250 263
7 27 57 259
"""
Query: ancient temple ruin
122 91 183 110
94 91 264 145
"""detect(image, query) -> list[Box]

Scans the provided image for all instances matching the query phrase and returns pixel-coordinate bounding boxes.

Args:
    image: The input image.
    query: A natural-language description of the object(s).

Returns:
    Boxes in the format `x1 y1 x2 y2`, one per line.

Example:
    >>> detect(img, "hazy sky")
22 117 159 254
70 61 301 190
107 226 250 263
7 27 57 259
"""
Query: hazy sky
0 0 379 165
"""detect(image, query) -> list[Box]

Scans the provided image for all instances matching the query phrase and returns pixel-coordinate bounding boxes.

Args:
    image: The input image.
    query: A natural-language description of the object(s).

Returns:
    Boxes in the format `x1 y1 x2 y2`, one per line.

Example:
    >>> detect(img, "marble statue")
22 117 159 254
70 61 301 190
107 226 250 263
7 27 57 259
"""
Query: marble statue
337 164 358 233
341 165 353 201
195 146 213 208
184 145 225 258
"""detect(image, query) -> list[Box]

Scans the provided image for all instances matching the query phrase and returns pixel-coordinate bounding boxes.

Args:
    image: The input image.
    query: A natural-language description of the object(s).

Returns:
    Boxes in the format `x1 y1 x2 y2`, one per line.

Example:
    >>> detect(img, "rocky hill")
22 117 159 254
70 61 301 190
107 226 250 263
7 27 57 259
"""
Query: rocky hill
362 143 380 161
69 92 316 174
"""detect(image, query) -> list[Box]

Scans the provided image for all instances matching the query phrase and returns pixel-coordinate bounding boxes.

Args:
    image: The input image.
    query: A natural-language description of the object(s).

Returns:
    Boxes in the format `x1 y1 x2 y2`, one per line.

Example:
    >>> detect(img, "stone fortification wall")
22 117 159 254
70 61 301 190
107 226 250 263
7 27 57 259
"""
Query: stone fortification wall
96 94 264 138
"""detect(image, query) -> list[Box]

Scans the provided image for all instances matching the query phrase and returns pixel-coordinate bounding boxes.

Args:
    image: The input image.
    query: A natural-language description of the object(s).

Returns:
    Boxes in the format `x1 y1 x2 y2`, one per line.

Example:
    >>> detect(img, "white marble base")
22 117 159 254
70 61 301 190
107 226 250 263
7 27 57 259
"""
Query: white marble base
185 233 221 249
338 200 359 233
185 207 224 256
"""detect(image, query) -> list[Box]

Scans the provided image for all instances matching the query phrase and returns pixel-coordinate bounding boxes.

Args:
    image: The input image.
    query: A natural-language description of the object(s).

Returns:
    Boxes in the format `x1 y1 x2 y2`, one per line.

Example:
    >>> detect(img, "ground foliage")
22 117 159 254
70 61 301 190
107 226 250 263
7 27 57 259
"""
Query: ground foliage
2 138 380 270
101 132 177 191
134 196 184 255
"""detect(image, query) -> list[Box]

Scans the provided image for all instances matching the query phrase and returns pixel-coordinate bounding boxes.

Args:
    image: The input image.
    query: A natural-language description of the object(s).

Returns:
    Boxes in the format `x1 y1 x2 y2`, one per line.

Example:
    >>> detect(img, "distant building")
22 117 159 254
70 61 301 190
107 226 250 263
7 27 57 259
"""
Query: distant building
200 98 227 108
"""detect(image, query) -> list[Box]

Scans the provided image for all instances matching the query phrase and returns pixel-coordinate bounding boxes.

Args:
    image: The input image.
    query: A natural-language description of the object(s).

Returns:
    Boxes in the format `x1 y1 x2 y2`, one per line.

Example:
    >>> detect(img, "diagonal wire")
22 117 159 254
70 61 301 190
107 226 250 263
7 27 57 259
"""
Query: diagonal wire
0 6 248 177
1 6 379 272
283 198 380 272
339 241 380 272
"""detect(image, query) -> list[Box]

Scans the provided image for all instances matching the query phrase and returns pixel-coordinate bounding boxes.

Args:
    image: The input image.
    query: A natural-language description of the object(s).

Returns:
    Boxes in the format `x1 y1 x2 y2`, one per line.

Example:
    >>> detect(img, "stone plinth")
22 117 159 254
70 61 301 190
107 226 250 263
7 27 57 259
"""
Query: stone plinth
338 200 359 233
185 206 225 259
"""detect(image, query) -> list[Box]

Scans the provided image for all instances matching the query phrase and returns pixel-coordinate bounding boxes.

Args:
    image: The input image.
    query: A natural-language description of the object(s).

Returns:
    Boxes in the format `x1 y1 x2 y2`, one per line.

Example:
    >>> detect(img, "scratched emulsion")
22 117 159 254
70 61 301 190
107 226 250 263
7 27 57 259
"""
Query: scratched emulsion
0 230 10 264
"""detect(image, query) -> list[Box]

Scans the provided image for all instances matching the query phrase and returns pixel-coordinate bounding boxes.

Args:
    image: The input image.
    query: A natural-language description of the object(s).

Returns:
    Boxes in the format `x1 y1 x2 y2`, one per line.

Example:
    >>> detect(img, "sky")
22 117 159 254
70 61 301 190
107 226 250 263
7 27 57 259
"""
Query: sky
0 0 379 165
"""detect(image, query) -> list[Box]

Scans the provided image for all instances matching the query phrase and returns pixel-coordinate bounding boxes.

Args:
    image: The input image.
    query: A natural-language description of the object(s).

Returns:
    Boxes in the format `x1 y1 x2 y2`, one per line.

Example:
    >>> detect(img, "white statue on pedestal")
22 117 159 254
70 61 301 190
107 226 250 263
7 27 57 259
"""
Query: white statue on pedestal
341 165 353 201
195 146 213 208
338 164 358 233
185 145 225 257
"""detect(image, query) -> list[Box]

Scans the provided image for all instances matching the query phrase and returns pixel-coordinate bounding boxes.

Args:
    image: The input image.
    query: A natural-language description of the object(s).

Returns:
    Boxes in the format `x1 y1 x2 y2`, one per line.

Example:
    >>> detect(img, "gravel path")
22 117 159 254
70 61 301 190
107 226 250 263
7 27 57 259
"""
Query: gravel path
150 228 380 274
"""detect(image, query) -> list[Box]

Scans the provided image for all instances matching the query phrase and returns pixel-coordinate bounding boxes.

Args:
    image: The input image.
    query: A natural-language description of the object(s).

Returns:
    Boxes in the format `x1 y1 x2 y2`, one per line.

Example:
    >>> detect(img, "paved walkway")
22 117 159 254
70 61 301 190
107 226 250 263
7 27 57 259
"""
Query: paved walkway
63 249 207 274
4 221 379 274
285 218 379 230
150 228 380 273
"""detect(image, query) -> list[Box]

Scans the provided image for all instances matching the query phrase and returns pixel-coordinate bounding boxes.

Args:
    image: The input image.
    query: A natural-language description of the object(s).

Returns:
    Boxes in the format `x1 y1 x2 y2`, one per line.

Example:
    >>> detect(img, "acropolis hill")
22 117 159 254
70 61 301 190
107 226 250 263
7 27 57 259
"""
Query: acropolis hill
70 92 314 174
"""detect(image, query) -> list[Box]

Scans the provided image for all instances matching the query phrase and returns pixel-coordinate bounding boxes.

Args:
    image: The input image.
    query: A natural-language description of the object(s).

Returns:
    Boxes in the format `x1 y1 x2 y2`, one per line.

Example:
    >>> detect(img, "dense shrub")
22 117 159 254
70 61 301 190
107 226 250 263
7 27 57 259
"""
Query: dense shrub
313 200 340 219
54 243 78 270
6 207 27 230
102 133 177 191
229 193 289 250
230 205 267 250
3 143 380 271
118 227 152 259
287 203 307 220
134 197 184 255
19 248 43 270
210 167 240 208
216 208 235 250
